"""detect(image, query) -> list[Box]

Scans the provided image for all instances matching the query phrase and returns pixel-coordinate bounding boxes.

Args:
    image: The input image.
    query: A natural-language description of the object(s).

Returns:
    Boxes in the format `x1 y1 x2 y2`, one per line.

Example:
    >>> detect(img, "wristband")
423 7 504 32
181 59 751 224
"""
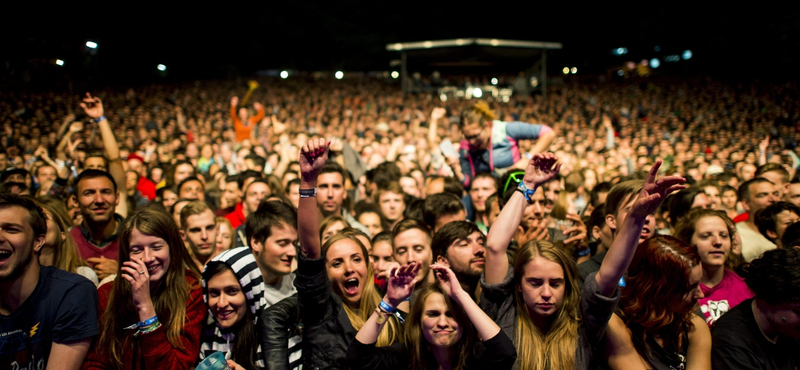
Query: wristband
378 300 397 314
374 307 391 325
299 188 317 198
517 182 536 205
577 247 591 257
139 315 158 328
95 116 106 123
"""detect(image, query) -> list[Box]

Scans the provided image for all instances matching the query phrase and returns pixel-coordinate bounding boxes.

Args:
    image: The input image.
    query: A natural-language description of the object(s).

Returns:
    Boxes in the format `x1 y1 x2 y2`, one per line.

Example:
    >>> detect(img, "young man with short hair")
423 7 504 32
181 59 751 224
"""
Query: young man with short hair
736 178 780 261
0 193 98 369
244 200 298 306
392 219 435 289
431 220 485 300
317 162 369 234
422 192 467 232
180 201 218 269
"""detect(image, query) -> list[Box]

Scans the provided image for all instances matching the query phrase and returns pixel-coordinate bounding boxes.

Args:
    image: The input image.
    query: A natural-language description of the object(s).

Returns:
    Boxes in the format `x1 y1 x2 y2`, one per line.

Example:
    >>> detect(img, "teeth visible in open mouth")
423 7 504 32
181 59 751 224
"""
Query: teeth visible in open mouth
148 266 158 272
0 250 10 260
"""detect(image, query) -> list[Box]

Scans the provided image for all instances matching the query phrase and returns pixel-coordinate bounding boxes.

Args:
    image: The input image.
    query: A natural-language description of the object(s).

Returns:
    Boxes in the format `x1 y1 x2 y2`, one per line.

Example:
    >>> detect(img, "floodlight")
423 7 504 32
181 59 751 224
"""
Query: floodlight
56 59 64 66
280 71 289 79
86 41 98 49
335 71 344 79
650 58 661 68
157 64 166 71
491 78 498 85
391 71 399 79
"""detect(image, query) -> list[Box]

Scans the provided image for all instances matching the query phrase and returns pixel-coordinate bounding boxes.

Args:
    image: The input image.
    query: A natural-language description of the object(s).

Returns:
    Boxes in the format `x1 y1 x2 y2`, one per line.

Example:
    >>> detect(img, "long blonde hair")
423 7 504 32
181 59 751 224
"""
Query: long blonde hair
513 240 581 370
35 196 88 273
97 207 202 367
321 232 400 346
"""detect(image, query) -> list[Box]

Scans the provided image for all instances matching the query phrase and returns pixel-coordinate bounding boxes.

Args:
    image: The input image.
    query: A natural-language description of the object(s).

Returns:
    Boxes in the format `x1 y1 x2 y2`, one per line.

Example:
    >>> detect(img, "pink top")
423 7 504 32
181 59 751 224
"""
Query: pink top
699 269 754 326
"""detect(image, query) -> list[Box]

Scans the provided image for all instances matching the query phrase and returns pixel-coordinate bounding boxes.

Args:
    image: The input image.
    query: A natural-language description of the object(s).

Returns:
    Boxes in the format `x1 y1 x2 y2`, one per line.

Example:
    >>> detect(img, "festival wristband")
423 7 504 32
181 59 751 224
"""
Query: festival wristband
299 188 317 198
139 315 158 328
379 300 397 314
95 116 106 123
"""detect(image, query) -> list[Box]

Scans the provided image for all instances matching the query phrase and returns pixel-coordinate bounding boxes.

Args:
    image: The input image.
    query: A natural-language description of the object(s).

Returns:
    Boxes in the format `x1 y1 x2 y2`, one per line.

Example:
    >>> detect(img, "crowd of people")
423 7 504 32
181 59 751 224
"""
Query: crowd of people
0 74 799 370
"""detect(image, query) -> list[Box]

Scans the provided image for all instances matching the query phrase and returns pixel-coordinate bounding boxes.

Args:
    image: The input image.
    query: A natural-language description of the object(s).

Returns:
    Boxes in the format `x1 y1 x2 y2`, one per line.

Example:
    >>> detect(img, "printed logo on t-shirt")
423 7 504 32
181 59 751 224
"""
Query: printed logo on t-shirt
700 299 731 325
0 326 45 370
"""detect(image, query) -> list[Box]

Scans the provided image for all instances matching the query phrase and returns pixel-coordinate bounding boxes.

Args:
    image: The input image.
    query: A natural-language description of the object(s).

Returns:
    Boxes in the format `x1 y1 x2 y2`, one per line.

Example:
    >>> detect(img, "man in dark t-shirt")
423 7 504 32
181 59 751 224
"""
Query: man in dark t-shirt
0 194 98 369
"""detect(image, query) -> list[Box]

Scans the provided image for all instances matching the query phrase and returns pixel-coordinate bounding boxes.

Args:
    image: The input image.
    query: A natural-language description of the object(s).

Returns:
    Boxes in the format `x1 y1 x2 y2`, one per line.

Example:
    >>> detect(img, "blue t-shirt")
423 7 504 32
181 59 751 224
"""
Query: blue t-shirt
0 266 99 369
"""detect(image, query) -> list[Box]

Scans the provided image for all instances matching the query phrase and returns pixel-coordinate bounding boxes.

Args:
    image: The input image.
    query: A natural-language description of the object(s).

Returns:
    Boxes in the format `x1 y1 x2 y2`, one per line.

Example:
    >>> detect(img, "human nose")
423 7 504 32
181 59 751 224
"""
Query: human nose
694 286 704 300
217 293 228 308
436 315 449 328
142 248 154 263
541 284 552 300
200 228 208 240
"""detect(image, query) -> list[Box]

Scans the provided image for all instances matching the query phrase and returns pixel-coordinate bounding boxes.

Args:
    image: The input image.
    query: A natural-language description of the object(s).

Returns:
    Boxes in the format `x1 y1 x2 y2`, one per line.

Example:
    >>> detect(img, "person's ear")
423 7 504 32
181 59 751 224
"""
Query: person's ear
767 229 778 240
180 230 187 242
606 214 617 230
436 255 449 267
591 225 602 241
251 238 263 254
33 235 45 254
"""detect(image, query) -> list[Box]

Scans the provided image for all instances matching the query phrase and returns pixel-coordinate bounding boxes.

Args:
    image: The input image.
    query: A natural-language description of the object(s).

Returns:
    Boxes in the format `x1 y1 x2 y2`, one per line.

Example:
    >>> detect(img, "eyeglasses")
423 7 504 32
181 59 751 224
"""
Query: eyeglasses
503 171 526 194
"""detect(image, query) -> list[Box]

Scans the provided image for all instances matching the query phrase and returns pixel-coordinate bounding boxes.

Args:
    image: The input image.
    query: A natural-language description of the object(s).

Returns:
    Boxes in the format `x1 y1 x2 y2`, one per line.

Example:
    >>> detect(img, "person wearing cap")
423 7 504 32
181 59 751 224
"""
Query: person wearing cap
1 167 32 188
127 154 156 201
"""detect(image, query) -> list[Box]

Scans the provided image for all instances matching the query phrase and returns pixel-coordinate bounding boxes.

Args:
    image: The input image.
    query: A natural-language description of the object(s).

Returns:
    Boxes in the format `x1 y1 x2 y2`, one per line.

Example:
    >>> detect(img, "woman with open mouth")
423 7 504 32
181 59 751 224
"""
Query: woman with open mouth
482 156 685 370
674 208 753 327
295 138 403 369
200 247 268 369
83 207 205 370
346 262 517 370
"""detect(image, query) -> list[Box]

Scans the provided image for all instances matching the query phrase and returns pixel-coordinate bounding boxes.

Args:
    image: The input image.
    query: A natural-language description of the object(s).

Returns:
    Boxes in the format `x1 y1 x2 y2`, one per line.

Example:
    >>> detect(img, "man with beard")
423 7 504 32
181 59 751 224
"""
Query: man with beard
0 193 98 369
431 220 485 300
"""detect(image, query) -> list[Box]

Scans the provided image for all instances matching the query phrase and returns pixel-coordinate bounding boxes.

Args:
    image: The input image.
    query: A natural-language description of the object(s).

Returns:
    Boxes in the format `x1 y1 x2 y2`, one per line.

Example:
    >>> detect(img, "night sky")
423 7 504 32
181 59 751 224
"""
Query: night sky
3 1 799 85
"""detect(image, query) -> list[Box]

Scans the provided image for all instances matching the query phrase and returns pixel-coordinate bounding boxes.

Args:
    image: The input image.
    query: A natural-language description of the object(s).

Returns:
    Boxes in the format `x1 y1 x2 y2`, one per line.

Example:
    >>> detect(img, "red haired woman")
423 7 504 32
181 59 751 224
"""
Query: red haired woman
603 236 711 369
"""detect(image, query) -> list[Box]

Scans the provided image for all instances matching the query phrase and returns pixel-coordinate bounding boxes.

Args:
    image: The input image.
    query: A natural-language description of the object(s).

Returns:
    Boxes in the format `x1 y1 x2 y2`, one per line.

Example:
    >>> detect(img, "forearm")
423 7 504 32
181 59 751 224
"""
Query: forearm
97 118 120 161
298 179 321 259
453 290 500 340
595 213 646 296
355 308 390 345
528 130 556 156
606 127 615 149
108 159 129 218
484 192 526 283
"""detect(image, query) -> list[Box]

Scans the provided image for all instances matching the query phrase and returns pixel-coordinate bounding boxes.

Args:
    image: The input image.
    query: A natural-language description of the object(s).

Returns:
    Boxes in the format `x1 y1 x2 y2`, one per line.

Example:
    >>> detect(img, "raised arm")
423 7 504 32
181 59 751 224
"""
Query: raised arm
298 138 330 259
508 122 556 169
594 159 685 296
485 153 559 284
430 264 500 340
354 262 420 345
80 93 128 218
427 107 445 147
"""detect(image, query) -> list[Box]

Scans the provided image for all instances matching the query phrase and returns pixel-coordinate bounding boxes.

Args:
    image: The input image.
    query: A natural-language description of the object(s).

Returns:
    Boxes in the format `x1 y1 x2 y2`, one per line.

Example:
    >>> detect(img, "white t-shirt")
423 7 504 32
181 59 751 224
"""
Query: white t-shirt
736 223 776 262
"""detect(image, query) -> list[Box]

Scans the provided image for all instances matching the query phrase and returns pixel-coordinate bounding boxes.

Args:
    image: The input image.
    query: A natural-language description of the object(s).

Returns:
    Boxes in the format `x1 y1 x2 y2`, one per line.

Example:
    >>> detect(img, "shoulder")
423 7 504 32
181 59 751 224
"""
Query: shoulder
688 314 711 342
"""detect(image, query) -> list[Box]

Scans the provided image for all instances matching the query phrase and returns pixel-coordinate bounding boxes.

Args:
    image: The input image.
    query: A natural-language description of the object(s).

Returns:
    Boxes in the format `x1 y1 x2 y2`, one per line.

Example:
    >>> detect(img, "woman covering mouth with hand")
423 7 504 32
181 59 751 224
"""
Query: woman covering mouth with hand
82 207 205 370
295 138 402 369
199 247 269 370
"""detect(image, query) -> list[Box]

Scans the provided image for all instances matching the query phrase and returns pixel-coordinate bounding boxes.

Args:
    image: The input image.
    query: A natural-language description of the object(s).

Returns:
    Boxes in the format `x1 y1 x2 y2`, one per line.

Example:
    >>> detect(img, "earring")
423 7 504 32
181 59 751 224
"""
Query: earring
782 317 787 323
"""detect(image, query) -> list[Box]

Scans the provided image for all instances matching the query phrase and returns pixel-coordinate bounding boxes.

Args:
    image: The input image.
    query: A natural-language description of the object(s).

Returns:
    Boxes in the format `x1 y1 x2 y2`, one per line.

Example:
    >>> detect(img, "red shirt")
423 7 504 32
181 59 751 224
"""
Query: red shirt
137 177 157 201
82 273 205 370
225 202 246 229
733 212 749 223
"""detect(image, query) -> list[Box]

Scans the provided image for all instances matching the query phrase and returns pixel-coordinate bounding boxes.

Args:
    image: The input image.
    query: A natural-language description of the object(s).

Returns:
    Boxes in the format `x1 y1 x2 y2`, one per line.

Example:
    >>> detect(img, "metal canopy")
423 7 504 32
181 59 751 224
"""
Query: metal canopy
385 38 562 98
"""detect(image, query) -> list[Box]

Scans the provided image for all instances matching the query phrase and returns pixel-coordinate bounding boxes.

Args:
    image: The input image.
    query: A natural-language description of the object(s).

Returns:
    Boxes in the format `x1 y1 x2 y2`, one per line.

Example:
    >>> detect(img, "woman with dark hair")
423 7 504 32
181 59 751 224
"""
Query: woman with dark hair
674 208 753 326
82 207 205 370
483 157 684 370
294 139 402 369
200 247 267 370
711 248 800 369
346 263 516 370
603 236 711 369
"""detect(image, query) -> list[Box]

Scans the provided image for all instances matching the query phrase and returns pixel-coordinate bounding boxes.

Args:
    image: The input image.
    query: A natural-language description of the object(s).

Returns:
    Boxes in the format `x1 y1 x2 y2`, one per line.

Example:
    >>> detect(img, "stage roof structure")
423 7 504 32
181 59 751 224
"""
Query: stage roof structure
385 38 562 97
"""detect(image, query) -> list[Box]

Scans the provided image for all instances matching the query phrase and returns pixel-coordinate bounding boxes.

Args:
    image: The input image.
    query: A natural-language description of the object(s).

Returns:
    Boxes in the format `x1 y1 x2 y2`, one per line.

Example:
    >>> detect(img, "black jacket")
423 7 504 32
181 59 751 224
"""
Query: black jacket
260 294 302 370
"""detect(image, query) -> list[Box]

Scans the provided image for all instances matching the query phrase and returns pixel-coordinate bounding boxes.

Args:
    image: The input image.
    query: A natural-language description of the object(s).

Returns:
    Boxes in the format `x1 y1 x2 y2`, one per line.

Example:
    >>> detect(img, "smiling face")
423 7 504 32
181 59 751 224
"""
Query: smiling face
77 176 119 225
326 238 368 306
207 268 248 330
128 227 170 286
0 206 44 282
421 293 462 348
690 216 731 268
520 256 566 319
252 223 297 278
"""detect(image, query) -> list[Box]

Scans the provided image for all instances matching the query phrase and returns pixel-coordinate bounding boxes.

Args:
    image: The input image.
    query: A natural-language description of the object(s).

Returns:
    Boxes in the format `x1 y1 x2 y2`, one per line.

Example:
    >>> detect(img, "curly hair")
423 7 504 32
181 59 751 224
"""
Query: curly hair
741 248 800 305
